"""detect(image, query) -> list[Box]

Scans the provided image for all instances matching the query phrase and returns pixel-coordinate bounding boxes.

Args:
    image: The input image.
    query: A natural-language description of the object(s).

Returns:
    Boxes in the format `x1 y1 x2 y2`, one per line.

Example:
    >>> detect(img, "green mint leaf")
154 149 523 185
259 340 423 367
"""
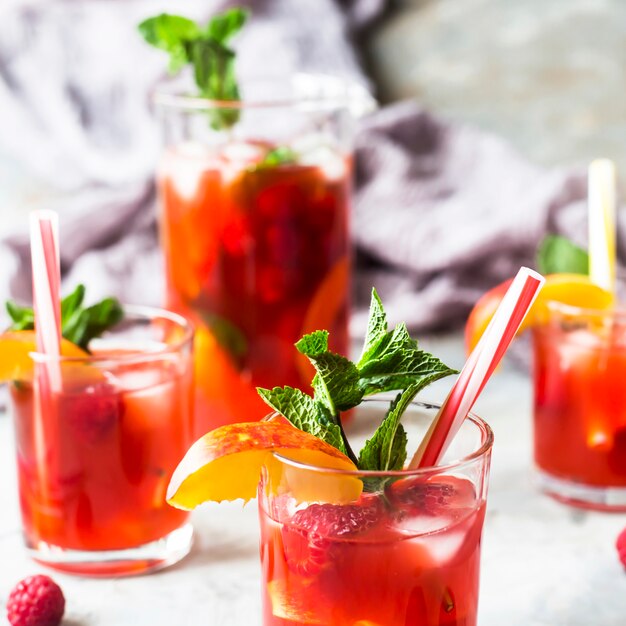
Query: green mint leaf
138 9 247 130
6 301 34 330
256 386 347 455
60 284 85 320
138 14 200 73
187 38 240 129
358 288 388 366
4 286 124 352
205 7 249 44
358 384 421 473
358 323 457 395
258 146 298 168
311 354 363 414
295 330 329 356
537 234 589 275
296 331 363 413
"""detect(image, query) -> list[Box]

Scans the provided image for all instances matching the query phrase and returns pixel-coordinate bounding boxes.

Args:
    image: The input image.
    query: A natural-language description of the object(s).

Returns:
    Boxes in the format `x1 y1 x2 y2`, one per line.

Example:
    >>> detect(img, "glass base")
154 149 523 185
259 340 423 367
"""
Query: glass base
26 523 193 577
536 469 626 512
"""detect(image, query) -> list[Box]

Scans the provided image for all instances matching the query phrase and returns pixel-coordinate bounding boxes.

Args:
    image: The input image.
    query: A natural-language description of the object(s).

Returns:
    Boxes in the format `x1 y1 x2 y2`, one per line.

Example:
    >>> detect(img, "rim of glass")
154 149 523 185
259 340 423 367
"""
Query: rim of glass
153 72 375 113
29 304 193 364
271 400 494 477
544 299 622 319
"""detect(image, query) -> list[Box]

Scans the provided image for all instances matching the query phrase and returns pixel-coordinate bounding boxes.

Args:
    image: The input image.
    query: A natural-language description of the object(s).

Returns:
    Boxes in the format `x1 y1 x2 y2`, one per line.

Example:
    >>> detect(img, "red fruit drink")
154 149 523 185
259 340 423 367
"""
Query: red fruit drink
153 73 370 433
9 308 195 575
258 403 493 626
533 302 626 509
158 141 351 431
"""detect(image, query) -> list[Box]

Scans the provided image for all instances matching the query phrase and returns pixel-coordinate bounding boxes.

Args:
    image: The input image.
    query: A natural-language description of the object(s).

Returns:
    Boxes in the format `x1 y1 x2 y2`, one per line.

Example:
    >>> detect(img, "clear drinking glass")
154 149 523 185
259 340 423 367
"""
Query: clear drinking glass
258 400 493 626
8 306 195 576
533 300 626 510
154 74 373 433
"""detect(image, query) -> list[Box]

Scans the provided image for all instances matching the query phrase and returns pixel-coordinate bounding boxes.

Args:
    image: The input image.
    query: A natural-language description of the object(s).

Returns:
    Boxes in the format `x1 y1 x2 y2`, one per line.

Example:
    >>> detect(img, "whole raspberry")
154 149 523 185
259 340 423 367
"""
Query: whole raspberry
386 475 476 518
281 496 383 574
616 527 626 568
63 382 121 443
6 575 65 626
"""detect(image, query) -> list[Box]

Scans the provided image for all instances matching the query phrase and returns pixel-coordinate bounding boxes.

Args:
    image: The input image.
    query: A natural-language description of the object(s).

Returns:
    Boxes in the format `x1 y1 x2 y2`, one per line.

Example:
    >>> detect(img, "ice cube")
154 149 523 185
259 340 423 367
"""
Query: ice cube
422 527 469 565
159 142 215 199
298 145 346 182
556 329 603 373
220 140 266 165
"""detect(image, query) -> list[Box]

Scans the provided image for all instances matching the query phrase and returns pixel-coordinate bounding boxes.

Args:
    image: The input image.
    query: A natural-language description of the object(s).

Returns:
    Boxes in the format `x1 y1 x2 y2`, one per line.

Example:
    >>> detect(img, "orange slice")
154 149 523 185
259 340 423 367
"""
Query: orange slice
296 256 350 383
0 330 88 382
465 273 614 353
167 421 362 510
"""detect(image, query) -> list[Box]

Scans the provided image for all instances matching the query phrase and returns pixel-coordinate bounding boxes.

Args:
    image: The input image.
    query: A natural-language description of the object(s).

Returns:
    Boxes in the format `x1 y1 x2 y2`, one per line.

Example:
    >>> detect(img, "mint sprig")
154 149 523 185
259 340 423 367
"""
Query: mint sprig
138 8 248 130
5 284 123 352
257 288 457 480
537 234 589 275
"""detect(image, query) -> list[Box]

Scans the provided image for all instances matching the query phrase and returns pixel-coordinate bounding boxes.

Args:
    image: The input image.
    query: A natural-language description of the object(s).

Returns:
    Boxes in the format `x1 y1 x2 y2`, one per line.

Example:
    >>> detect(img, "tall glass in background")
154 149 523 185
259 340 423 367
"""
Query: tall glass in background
9 307 195 576
155 75 372 431
533 301 626 510
258 401 493 626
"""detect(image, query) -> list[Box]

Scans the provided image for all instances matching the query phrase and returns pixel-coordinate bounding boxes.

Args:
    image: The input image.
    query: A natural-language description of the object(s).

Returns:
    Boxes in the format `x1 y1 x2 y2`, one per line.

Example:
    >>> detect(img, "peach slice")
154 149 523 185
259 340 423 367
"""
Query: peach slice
167 421 362 510
0 330 88 382
465 273 614 353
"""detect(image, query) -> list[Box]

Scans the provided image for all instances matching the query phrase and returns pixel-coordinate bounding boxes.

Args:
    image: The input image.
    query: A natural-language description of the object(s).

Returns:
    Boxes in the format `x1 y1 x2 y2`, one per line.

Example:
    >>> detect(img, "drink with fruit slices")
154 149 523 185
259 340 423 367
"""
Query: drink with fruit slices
533 301 626 510
464 248 620 509
258 401 492 626
6 306 195 575
157 129 352 429
140 8 371 431
167 290 495 626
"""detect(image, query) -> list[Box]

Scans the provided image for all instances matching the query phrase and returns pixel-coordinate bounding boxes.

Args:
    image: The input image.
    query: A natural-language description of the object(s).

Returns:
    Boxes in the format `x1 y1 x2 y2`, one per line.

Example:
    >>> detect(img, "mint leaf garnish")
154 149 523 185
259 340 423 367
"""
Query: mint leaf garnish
537 234 589 275
258 147 298 168
296 331 363 413
137 14 200 72
257 386 347 455
359 288 388 363
5 284 124 352
138 8 248 130
204 8 248 44
358 384 420 473
5 301 34 331
257 288 457 483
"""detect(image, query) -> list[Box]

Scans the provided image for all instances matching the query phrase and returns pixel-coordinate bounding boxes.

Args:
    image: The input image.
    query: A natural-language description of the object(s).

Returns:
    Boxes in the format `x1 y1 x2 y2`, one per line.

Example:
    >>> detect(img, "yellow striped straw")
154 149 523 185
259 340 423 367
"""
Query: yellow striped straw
588 159 617 295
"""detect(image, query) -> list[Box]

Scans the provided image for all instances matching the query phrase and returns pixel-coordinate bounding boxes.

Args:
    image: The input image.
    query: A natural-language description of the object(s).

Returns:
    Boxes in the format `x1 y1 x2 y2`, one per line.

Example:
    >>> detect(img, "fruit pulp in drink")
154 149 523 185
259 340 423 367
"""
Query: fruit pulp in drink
158 141 351 431
533 324 626 487
10 347 194 552
259 477 485 626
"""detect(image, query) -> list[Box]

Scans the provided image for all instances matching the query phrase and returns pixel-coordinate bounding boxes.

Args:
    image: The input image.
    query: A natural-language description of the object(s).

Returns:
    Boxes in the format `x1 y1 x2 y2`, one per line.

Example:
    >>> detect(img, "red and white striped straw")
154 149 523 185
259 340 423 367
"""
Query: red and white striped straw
30 210 62 390
409 266 545 469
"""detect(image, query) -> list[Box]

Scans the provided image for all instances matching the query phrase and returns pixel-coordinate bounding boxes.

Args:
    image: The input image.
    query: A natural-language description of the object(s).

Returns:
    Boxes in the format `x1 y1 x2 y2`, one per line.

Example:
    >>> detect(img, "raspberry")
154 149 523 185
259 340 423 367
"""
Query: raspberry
387 476 476 517
616 527 626 568
6 575 65 626
63 382 122 443
282 497 382 574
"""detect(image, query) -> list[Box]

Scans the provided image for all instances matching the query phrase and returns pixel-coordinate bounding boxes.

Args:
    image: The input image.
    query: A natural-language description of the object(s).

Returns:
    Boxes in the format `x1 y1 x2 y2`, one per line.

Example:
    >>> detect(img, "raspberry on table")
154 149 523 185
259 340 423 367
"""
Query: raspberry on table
616 527 626 568
6 575 65 626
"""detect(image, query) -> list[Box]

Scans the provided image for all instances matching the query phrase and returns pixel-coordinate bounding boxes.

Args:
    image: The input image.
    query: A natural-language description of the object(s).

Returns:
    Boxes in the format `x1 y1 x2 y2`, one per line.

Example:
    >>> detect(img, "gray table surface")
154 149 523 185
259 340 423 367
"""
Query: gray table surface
1 332 626 626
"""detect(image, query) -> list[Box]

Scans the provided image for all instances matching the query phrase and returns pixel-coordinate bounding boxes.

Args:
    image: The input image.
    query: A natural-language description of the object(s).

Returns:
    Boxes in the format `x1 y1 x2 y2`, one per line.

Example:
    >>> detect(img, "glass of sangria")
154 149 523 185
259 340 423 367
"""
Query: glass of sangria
533 300 626 510
8 306 195 575
258 400 493 626
154 74 372 432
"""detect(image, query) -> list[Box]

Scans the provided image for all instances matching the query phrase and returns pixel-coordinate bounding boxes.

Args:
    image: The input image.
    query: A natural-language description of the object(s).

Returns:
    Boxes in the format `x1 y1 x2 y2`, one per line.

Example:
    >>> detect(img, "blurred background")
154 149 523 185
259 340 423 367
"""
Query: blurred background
1 0 625 329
